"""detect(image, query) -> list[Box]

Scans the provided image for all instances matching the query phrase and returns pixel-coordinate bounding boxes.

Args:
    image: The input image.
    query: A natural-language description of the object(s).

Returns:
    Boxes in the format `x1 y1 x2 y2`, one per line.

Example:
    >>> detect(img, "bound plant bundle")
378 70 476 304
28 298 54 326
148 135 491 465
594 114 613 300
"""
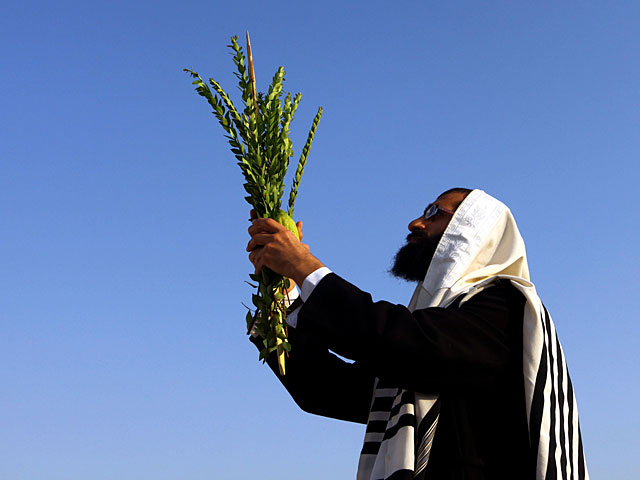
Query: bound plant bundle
184 33 322 375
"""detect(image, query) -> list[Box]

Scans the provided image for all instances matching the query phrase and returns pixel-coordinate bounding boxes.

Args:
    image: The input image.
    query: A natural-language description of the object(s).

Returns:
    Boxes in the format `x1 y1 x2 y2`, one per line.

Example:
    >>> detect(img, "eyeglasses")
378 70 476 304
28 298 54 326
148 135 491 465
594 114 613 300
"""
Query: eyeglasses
422 203 455 221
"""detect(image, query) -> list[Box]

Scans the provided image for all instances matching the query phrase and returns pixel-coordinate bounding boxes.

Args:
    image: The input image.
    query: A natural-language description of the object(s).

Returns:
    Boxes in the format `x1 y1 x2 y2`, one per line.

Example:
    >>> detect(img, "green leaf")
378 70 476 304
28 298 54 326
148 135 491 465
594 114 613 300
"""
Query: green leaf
252 294 261 307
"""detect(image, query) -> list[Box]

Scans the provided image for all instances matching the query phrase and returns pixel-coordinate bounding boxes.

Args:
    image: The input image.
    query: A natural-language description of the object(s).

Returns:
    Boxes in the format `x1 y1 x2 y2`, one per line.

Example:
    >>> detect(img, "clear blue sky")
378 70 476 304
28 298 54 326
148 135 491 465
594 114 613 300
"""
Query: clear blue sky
2 1 638 478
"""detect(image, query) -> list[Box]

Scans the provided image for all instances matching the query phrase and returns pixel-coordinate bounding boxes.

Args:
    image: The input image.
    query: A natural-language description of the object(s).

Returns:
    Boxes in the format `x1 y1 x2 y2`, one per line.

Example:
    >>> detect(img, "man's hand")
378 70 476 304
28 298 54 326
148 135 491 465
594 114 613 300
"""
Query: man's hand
247 217 324 286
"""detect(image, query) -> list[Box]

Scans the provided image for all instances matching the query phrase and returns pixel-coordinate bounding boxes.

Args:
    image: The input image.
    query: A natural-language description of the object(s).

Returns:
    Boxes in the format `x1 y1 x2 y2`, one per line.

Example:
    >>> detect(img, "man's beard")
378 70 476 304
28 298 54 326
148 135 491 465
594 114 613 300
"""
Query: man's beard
390 231 442 282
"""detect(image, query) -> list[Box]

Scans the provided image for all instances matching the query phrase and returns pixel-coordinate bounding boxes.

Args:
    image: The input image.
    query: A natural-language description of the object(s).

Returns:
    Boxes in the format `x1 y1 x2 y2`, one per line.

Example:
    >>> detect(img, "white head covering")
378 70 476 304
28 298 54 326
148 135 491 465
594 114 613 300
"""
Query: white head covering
408 188 531 310
358 189 588 480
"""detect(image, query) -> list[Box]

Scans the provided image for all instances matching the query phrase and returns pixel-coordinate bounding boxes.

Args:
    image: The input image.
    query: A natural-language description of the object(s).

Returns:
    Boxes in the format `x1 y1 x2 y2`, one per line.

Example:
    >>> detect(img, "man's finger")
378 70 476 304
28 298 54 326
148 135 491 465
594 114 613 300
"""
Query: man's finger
296 221 303 241
246 233 274 252
248 248 264 272
258 218 285 230
248 218 283 236
252 252 266 274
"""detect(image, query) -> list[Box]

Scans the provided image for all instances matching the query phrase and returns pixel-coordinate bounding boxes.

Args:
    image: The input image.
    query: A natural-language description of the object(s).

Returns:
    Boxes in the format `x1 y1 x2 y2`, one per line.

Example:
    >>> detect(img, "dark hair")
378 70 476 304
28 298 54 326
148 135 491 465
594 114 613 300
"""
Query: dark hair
438 187 473 198
437 187 473 210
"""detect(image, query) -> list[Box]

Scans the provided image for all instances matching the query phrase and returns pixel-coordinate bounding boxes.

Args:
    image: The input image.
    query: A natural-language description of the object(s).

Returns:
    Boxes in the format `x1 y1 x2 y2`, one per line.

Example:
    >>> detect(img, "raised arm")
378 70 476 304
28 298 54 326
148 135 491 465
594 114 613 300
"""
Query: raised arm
295 274 524 395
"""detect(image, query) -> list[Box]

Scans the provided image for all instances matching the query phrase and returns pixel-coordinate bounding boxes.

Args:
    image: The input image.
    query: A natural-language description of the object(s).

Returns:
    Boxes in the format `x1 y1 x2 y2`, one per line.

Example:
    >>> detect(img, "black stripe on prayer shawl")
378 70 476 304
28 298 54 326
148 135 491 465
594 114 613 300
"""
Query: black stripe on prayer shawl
569 374 587 479
530 332 547 469
388 391 414 418
578 425 585 479
555 332 569 478
543 307 558 480
545 307 565 480
361 441 382 456
382 413 416 441
567 376 575 479
371 393 399 412
569 370 587 480
561 340 585 480
366 420 388 435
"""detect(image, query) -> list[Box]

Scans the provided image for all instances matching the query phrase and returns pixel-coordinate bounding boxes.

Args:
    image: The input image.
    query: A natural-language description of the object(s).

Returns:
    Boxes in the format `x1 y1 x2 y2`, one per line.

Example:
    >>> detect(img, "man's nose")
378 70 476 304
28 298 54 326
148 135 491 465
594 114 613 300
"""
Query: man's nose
408 216 426 232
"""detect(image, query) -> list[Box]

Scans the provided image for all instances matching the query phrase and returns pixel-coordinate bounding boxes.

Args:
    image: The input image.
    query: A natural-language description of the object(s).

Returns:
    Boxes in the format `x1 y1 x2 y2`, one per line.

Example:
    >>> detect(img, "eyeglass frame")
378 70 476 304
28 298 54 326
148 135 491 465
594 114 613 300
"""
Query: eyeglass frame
422 203 456 221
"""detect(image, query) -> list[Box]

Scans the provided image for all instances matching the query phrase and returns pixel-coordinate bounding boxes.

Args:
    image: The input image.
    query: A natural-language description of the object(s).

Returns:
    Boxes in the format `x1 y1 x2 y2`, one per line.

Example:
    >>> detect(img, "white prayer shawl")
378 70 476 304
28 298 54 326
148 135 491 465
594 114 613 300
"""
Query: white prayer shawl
357 190 588 480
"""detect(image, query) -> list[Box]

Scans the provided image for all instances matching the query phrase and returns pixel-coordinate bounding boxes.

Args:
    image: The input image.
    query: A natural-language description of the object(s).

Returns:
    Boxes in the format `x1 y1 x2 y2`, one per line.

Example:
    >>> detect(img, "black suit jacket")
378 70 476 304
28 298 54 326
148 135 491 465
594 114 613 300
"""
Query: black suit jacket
253 273 533 479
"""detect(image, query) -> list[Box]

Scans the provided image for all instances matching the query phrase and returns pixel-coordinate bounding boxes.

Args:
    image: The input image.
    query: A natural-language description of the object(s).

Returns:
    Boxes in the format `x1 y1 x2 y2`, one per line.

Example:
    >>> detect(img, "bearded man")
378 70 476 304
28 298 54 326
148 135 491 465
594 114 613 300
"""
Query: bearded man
246 188 588 480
